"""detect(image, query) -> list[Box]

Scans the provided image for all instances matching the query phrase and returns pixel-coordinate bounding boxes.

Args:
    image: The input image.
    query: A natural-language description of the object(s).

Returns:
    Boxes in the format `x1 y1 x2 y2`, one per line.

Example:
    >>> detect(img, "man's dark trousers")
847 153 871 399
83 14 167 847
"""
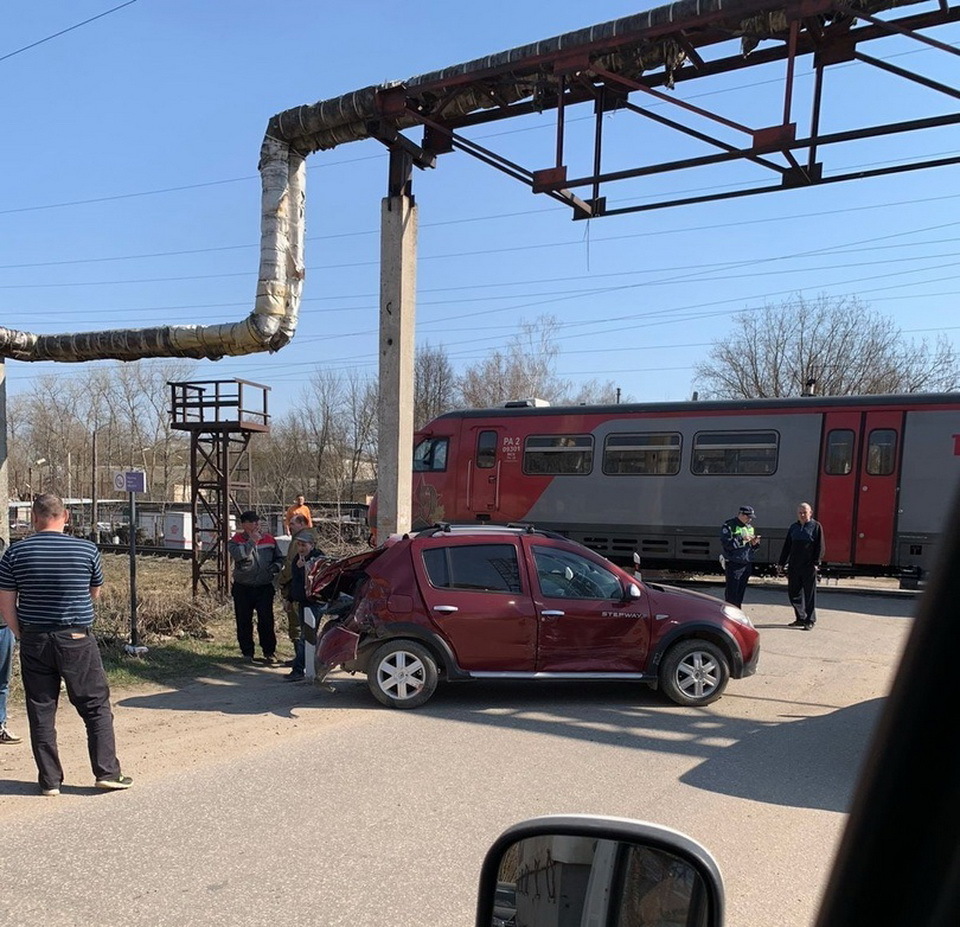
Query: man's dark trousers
232 583 277 658
19 628 121 791
724 562 752 608
788 567 817 626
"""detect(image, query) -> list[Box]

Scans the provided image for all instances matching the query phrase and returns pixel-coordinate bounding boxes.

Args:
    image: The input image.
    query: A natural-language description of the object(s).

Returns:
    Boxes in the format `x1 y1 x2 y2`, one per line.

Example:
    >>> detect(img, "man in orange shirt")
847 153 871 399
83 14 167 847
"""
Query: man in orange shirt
283 494 312 535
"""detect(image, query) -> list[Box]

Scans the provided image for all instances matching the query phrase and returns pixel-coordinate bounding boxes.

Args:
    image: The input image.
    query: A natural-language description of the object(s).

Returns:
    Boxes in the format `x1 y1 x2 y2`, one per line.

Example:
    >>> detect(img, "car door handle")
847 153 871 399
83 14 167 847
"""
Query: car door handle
433 605 459 614
541 610 565 618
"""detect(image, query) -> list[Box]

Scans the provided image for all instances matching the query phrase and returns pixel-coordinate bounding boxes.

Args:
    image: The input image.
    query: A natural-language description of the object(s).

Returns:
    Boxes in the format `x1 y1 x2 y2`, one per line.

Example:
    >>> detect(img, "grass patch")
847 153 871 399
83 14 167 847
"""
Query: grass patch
6 554 294 701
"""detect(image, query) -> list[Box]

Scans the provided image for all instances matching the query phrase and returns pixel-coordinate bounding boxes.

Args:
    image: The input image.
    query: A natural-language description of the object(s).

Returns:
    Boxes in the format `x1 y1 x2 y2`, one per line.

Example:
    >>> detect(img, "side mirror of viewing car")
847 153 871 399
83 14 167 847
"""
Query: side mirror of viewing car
475 815 724 927
625 582 642 601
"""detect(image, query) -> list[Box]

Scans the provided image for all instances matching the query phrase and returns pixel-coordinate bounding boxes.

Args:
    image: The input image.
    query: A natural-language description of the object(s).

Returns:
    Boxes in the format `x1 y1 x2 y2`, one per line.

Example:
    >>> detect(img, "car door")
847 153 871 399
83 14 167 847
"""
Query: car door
526 541 651 673
412 537 539 671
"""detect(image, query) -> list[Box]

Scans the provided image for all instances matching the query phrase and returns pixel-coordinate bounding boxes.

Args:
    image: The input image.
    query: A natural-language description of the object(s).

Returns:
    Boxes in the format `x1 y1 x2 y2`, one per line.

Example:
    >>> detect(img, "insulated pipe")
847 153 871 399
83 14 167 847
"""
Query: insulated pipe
0 136 305 362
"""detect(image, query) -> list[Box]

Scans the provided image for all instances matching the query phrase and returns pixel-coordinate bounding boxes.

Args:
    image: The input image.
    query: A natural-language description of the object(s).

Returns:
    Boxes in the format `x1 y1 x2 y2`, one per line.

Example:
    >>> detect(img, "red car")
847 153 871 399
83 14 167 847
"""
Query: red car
309 525 759 709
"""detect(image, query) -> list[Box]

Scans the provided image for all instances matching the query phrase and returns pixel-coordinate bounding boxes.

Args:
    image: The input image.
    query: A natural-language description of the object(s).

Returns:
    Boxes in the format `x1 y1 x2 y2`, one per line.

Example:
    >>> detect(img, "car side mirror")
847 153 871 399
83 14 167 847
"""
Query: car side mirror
475 815 724 927
625 582 642 601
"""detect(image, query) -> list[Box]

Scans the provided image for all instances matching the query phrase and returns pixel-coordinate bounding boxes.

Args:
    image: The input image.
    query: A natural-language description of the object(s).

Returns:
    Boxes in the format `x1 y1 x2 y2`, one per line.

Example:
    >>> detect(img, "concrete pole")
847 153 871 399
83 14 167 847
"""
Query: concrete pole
377 150 417 541
0 360 8 547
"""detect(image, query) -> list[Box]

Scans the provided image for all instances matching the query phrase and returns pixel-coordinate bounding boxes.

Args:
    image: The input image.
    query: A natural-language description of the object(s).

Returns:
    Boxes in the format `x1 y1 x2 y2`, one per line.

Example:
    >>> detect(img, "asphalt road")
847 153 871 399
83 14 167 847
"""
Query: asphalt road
0 584 914 927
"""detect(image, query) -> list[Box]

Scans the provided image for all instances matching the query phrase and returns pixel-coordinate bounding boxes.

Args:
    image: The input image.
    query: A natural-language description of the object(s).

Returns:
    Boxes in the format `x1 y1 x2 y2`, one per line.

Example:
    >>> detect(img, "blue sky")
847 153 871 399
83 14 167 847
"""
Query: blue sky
2 0 958 418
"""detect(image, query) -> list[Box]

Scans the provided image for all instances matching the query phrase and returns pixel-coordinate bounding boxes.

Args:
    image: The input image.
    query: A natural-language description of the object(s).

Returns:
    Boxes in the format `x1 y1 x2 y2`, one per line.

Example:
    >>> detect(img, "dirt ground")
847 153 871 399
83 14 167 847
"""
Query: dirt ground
0 660 354 821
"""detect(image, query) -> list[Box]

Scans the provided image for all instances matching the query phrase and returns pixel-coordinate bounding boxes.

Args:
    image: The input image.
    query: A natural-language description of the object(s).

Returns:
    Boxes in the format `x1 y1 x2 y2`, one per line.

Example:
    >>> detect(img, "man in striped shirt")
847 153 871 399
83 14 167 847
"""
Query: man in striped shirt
0 493 132 796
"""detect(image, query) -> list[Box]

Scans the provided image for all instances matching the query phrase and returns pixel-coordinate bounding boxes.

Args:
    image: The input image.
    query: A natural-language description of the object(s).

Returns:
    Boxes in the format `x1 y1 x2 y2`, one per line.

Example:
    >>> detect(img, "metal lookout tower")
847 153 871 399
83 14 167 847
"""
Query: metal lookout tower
169 379 270 596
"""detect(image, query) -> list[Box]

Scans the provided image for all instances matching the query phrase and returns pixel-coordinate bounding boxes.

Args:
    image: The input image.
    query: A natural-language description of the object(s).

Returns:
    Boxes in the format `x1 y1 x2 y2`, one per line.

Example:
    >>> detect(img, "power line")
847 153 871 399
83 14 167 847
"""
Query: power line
0 1 141 64
4 193 960 290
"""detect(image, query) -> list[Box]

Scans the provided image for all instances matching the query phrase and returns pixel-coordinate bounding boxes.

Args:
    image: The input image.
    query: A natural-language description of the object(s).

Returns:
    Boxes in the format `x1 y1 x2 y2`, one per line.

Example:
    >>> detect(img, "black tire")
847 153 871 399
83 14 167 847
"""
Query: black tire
659 639 730 707
367 640 439 709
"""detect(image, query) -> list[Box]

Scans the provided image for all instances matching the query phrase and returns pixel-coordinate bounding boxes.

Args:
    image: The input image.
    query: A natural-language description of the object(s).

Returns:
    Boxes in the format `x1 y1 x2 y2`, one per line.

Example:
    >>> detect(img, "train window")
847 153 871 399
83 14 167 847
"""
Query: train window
603 432 681 475
523 435 593 475
422 544 522 593
413 437 449 472
825 429 855 475
476 430 497 469
691 431 778 475
866 429 897 476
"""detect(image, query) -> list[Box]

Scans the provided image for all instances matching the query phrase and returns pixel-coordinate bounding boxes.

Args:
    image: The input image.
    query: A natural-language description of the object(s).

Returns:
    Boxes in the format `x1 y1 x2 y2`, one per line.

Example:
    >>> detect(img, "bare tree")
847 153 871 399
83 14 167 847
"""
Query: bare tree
343 373 378 500
458 315 568 408
694 295 960 399
561 379 624 405
414 343 457 429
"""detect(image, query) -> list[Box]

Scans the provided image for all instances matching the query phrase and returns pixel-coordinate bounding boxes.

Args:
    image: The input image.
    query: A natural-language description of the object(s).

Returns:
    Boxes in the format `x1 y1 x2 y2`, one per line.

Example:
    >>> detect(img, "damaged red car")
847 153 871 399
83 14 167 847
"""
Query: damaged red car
308 524 759 710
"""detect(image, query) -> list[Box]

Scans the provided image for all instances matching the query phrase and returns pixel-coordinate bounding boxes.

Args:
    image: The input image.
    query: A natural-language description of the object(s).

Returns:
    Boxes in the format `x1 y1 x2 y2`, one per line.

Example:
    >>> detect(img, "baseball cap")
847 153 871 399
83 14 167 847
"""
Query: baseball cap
294 529 317 544
739 505 755 517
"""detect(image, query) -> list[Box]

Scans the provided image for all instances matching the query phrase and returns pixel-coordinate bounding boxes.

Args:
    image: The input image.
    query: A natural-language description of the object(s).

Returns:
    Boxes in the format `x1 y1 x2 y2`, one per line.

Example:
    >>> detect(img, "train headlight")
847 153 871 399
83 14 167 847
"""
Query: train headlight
722 604 754 628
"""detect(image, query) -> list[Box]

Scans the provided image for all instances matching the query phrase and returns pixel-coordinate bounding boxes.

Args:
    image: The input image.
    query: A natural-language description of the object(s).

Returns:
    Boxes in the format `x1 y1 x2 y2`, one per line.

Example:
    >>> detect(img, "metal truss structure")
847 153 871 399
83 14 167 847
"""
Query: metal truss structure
359 0 960 217
169 380 270 597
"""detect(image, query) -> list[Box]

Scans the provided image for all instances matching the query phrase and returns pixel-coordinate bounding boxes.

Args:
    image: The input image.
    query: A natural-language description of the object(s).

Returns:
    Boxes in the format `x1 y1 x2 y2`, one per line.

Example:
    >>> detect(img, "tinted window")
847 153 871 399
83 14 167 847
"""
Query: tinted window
691 431 778 475
413 437 449 472
476 430 497 469
533 546 622 600
523 435 593 475
825 429 855 475
866 429 897 476
603 432 681 475
422 544 521 593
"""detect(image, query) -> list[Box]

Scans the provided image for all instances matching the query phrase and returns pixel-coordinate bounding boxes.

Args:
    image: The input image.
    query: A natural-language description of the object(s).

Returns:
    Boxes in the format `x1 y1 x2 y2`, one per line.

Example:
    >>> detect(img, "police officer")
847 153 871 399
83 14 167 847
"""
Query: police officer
721 505 761 607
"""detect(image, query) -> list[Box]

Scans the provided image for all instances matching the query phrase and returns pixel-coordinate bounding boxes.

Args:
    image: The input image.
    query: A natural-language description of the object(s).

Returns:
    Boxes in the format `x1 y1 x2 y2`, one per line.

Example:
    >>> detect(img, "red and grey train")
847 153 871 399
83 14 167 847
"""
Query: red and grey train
404 393 960 581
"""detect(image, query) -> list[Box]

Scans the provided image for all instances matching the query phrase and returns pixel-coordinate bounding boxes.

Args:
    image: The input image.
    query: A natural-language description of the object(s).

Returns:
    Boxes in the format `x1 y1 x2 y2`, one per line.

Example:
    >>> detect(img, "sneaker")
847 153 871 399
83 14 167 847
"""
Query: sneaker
787 620 806 628
285 670 305 681
241 655 256 664
40 787 61 797
263 654 280 666
0 725 21 745
95 775 134 790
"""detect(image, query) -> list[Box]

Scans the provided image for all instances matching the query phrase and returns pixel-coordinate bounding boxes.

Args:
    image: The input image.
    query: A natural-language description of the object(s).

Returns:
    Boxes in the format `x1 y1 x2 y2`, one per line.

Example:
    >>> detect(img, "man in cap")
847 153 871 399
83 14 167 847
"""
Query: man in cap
720 505 761 607
228 511 284 664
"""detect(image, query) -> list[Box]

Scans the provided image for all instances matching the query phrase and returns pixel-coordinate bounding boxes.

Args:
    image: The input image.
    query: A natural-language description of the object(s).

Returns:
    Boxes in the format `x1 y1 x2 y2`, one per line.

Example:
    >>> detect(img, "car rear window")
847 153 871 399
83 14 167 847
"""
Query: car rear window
422 544 522 593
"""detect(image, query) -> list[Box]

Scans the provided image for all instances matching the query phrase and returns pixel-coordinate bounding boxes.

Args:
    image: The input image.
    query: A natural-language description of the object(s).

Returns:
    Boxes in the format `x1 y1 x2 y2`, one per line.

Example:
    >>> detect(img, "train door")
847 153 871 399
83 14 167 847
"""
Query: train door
467 428 501 519
818 412 860 563
854 410 903 565
818 410 903 567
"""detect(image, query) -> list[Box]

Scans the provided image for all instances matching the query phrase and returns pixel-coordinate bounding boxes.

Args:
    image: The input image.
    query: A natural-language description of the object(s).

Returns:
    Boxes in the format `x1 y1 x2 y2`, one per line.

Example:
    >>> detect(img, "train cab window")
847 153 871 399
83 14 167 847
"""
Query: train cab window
422 544 522 593
523 435 593 475
603 432 681 475
476 430 497 469
691 431 778 475
413 436 449 472
866 429 897 476
825 429 855 475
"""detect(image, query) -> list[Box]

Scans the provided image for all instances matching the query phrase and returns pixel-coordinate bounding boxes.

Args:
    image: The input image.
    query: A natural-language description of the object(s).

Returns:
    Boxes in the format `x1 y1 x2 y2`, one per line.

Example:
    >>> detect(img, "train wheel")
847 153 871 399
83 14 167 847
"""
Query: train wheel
367 640 438 709
659 639 729 707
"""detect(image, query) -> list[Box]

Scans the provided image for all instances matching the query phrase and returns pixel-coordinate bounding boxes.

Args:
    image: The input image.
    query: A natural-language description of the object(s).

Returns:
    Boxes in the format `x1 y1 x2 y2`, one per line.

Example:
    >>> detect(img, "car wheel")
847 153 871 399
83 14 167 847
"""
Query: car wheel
659 639 729 707
367 640 439 709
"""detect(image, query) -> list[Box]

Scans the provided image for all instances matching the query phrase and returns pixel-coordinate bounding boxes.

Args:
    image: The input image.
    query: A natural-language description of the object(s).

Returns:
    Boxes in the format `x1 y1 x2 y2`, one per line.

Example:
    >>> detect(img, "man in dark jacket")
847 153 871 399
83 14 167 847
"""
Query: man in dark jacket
778 502 826 630
228 511 284 664
720 505 761 607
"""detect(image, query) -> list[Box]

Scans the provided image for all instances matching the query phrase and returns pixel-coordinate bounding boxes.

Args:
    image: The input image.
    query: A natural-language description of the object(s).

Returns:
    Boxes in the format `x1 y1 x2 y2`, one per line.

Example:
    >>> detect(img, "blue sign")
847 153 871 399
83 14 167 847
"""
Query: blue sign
114 470 147 494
